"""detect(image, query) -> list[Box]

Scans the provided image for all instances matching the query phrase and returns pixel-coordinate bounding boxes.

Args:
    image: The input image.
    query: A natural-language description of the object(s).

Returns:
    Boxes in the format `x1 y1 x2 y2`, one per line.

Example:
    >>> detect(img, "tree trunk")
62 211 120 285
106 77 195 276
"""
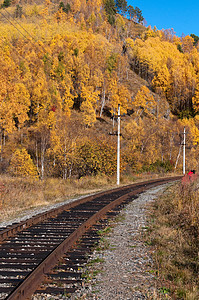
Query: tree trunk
35 141 40 177
100 89 106 117
0 130 3 162
40 136 47 180
175 144 182 169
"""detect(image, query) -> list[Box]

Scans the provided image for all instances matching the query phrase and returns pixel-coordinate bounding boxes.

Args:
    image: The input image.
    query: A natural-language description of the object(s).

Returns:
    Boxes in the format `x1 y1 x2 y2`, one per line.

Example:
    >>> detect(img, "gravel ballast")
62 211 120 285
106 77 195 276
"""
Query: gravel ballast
70 185 169 300
1 184 170 299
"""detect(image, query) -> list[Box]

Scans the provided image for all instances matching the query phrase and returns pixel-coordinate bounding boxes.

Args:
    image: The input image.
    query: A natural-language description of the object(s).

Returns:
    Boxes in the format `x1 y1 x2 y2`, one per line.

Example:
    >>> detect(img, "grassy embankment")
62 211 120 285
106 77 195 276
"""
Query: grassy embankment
147 179 199 299
0 172 164 223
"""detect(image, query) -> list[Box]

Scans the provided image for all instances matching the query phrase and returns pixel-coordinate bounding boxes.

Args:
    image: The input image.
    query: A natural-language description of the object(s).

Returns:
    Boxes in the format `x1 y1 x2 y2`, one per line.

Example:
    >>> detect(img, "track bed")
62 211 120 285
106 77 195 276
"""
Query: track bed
0 177 180 299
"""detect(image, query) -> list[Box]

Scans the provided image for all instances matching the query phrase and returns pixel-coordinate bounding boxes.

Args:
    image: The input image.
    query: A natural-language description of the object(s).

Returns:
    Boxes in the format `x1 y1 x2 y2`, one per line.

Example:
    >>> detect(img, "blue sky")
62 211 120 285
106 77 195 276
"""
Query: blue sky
128 0 199 37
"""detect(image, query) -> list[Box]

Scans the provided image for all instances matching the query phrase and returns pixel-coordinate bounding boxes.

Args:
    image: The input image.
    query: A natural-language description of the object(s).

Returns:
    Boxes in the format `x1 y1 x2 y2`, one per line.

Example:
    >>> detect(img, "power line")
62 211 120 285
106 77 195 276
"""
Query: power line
4 9 37 41
0 10 31 41
0 10 33 66
0 7 47 54
0 10 48 78
2 7 47 53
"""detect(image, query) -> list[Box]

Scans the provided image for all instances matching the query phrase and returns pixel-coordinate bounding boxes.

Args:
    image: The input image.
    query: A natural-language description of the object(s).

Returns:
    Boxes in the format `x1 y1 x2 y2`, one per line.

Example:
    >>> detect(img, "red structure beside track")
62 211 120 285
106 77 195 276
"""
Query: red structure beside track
181 171 198 185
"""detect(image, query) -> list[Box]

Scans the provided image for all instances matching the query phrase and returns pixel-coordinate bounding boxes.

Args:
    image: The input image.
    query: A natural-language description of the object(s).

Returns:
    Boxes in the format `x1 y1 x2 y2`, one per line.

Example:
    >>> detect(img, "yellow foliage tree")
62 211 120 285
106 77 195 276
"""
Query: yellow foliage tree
124 118 161 170
9 148 38 178
13 83 30 127
81 84 99 108
152 64 171 94
81 100 96 127
192 81 199 113
134 86 156 119
108 76 131 114
49 114 75 178
181 35 194 53
31 68 51 120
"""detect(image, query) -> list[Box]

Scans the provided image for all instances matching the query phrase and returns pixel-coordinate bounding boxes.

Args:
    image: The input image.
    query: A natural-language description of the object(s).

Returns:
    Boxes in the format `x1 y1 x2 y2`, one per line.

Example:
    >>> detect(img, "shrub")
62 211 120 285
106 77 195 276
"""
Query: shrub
8 148 38 178
59 2 71 14
147 181 199 298
142 159 174 173
1 0 11 8
15 5 23 18
77 138 118 177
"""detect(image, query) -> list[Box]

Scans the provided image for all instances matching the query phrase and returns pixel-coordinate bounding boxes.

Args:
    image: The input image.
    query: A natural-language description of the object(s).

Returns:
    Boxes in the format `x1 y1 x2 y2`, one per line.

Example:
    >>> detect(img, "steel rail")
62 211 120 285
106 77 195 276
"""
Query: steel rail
5 176 181 300
0 176 181 244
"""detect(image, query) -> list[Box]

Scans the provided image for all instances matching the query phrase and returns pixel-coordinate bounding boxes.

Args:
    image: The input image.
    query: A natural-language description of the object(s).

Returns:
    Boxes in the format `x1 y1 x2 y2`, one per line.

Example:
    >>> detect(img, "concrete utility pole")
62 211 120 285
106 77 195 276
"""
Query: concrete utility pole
110 104 124 185
183 127 186 175
117 104 121 185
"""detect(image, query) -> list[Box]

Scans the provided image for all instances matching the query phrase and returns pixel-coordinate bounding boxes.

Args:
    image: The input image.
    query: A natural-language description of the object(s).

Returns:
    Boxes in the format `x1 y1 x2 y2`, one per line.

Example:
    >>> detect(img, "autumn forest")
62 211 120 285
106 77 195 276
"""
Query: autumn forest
1 0 199 180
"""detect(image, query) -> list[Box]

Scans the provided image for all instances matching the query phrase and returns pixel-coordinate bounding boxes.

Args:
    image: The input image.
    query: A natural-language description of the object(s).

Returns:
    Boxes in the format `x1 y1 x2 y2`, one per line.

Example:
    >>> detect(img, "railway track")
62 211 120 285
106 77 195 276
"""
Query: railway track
0 176 181 300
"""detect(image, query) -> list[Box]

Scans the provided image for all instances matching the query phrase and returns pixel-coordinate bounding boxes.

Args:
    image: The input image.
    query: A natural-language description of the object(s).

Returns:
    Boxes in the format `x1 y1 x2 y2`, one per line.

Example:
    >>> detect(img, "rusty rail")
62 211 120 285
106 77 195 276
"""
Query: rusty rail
0 176 180 244
2 176 181 300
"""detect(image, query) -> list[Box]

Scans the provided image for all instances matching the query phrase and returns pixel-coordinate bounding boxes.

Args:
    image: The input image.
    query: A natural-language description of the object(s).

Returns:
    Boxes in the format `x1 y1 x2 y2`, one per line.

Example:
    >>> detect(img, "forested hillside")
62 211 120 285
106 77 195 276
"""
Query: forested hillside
1 0 199 180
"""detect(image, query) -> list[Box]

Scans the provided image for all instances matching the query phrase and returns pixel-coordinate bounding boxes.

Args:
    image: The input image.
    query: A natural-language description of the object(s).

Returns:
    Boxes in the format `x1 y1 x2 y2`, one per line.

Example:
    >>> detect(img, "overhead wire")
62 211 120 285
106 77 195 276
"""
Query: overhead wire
1 7 47 53
0 10 31 68
0 5 48 58
0 10 31 41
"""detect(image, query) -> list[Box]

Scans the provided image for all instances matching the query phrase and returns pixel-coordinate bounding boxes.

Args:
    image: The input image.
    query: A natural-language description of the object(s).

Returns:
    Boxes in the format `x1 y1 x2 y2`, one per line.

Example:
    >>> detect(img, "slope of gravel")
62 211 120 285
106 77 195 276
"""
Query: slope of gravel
70 185 170 300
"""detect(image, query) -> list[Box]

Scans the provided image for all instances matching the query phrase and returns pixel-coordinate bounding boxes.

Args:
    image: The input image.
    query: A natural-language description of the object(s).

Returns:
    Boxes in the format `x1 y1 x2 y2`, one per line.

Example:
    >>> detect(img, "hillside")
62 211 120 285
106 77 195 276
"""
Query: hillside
0 0 199 180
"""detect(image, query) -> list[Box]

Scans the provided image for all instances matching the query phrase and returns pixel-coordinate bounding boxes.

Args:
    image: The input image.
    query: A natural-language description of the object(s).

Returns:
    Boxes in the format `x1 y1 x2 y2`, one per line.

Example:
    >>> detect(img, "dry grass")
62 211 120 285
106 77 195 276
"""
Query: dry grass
0 172 173 224
0 174 114 223
146 180 199 299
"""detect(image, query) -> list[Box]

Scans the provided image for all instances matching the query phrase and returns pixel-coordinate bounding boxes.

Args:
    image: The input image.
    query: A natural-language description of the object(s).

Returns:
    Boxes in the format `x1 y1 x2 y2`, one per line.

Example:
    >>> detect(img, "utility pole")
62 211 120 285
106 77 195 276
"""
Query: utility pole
117 104 120 185
109 104 124 186
183 127 186 175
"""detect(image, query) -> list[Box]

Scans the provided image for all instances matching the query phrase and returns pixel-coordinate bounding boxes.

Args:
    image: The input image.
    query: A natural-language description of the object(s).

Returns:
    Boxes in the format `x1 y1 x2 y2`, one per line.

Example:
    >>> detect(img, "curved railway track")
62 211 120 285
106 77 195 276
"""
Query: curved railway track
0 176 181 300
